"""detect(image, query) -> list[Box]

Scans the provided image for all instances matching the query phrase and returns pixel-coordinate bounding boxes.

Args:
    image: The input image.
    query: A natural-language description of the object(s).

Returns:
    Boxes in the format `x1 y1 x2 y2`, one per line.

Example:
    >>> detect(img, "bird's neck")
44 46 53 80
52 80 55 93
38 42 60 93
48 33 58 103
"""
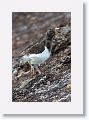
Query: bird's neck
46 35 54 41
45 39 53 53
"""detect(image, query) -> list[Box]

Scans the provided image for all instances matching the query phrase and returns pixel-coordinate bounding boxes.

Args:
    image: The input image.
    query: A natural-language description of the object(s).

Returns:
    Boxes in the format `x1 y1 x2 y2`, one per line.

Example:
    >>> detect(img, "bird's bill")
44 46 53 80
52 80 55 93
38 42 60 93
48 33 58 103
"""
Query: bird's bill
55 27 60 35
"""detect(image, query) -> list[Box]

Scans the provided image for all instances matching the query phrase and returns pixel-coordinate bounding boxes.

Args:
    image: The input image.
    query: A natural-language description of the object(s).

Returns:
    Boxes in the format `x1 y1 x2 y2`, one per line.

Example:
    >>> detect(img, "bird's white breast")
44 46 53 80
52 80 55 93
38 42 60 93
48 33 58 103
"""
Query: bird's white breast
38 46 50 60
21 46 50 65
28 46 50 65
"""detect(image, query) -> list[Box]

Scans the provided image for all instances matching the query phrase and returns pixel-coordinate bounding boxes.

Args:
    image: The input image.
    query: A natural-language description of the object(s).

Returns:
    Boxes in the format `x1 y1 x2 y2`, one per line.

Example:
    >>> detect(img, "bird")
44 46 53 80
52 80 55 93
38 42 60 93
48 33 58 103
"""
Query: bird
21 46 50 74
20 28 57 75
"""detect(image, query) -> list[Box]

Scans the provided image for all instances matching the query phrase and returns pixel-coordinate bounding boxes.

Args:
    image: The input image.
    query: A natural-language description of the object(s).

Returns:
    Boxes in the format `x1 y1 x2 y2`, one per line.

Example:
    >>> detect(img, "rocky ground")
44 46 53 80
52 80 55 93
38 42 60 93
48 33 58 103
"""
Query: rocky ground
12 12 71 102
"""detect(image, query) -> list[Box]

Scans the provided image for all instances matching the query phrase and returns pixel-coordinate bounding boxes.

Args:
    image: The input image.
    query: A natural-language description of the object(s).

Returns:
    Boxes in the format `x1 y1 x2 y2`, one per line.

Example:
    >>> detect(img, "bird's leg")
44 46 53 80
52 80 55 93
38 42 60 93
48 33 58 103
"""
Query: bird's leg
28 61 35 76
31 65 35 75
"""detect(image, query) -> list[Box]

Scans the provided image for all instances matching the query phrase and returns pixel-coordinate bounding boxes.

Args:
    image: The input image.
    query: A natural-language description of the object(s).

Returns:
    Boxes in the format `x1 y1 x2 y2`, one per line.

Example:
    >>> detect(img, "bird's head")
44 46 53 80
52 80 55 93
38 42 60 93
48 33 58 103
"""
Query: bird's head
46 28 60 40
46 28 55 41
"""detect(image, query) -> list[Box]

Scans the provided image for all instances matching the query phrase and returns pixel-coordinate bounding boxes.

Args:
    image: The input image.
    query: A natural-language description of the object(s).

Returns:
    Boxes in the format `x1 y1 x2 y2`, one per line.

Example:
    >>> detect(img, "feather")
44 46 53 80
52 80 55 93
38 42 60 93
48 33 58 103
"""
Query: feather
28 46 50 65
20 28 56 74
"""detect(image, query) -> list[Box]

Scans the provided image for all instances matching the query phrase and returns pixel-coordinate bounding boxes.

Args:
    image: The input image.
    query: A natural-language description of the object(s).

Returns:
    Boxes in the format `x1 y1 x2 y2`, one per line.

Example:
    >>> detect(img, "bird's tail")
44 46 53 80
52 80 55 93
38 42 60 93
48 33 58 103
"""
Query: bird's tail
20 55 30 64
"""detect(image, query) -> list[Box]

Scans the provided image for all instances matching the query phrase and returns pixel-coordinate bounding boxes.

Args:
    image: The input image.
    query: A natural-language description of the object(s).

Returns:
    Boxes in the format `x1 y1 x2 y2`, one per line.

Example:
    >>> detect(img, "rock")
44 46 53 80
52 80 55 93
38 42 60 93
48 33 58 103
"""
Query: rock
12 12 71 102
60 56 71 64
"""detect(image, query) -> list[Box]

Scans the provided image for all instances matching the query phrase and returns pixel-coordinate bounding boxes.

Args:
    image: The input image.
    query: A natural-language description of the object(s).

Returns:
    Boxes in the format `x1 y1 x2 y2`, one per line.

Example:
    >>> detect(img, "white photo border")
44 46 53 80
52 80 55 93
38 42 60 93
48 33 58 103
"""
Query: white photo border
0 0 83 114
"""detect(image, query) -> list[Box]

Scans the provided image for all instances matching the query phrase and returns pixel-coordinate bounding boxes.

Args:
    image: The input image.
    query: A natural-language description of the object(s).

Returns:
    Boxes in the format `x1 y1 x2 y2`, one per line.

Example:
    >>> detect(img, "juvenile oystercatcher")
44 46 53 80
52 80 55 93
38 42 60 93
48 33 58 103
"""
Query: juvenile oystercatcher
20 28 57 75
